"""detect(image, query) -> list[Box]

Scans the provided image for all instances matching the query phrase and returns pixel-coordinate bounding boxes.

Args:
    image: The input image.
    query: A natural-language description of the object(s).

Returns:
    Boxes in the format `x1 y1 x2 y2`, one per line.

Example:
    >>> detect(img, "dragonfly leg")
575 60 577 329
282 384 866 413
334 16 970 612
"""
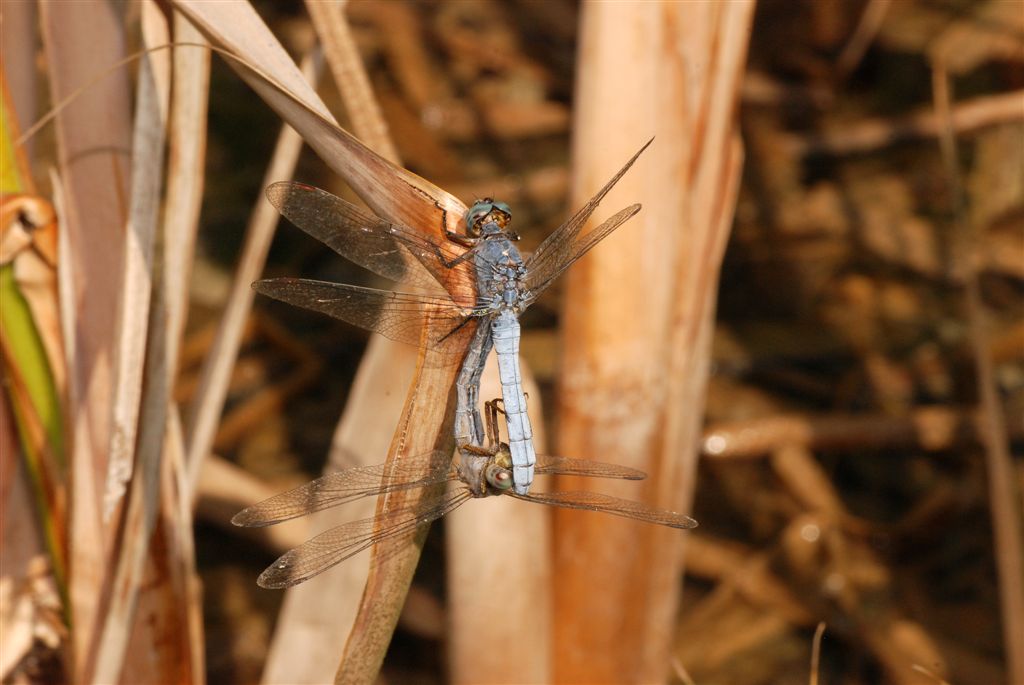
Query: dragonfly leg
483 398 505 450
444 230 477 248
433 241 483 269
433 199 479 250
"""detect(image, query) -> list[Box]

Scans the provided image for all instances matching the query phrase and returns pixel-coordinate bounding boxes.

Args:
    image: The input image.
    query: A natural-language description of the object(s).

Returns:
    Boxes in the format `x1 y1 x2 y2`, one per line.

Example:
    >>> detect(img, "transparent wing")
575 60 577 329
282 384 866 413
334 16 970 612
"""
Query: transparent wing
534 456 647 480
257 489 473 588
511 490 697 529
523 138 651 298
232 452 457 527
267 182 476 303
521 204 641 305
253 278 479 364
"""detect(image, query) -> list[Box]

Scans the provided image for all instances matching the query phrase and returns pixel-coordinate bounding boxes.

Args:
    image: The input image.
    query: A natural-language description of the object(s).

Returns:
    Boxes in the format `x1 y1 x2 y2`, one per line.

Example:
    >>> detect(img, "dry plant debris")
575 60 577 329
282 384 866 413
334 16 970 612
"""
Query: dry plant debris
2 0 1021 683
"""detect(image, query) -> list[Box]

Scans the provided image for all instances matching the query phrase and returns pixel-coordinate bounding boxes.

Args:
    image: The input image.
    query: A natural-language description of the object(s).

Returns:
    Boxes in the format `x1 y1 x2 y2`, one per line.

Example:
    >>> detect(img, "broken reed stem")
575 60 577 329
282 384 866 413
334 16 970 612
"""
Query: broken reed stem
809 622 826 685
790 88 1024 157
931 62 1024 685
702 406 1024 459
835 0 892 80
90 4 171 679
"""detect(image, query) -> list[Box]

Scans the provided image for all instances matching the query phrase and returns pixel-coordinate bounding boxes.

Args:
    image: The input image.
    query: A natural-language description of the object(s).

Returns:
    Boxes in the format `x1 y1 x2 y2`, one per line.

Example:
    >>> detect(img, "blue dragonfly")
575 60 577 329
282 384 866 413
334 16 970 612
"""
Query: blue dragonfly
254 140 652 495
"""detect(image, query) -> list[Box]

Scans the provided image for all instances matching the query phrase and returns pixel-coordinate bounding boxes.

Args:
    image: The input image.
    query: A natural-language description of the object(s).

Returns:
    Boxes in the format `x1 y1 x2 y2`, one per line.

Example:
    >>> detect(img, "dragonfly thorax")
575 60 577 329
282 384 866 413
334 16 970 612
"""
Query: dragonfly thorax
474 239 527 312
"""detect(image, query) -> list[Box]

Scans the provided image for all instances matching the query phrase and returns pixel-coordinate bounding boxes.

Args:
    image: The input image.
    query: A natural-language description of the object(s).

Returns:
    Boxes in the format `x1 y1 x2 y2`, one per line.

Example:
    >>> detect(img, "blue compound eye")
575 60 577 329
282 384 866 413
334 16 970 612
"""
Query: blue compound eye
465 201 493 233
465 199 512 236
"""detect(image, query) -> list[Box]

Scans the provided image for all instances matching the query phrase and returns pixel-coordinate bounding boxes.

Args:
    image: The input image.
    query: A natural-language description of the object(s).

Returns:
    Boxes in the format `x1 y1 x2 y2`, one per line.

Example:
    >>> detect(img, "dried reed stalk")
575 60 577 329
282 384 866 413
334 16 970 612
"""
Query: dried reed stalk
16 4 210 681
932 61 1024 685
333 354 461 683
790 88 1024 158
38 1 133 676
162 405 206 682
121 13 211 681
835 0 892 79
100 7 211 682
164 14 210 323
90 4 172 680
100 0 170 526
305 0 399 163
325 3 553 671
0 56 65 682
0 0 35 145
553 2 754 682
1 62 67 604
0 403 50 681
702 406 1022 458
263 343 418 684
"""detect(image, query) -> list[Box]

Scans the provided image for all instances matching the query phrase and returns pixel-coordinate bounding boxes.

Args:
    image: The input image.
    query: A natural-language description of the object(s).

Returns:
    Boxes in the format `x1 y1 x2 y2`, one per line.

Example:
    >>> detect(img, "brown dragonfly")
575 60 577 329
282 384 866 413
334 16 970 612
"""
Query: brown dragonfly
233 400 697 589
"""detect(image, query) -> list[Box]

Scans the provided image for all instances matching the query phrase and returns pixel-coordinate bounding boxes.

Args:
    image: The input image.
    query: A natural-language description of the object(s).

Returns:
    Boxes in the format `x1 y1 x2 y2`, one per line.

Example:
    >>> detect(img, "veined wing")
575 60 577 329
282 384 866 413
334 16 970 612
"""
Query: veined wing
257 489 473 588
267 182 475 302
511 490 697 529
521 204 641 306
523 138 652 300
535 456 646 480
253 278 478 363
232 452 457 527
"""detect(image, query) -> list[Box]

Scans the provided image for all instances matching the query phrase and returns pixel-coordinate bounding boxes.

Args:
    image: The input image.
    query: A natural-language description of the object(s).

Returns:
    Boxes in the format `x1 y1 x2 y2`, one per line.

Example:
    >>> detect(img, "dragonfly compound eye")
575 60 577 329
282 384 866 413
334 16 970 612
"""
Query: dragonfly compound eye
485 464 513 491
465 199 512 236
465 201 492 237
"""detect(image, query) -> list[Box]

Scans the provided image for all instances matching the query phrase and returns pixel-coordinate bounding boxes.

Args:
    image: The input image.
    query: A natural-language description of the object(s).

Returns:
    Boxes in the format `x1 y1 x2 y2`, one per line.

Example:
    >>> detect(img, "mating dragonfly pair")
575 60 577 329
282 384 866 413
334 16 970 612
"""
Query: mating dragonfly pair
234 140 697 589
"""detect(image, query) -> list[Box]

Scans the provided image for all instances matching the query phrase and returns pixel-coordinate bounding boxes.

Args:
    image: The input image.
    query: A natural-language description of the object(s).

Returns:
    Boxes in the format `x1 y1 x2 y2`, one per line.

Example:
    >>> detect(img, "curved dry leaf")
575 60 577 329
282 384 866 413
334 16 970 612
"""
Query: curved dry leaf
172 1 469 237
91 3 173 682
39 0 134 675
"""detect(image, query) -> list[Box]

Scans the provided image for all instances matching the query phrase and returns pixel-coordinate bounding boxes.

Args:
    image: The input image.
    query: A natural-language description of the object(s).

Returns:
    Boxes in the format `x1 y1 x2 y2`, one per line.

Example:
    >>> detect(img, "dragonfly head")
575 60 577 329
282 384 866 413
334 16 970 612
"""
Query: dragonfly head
484 463 513 492
484 443 515 493
465 198 512 238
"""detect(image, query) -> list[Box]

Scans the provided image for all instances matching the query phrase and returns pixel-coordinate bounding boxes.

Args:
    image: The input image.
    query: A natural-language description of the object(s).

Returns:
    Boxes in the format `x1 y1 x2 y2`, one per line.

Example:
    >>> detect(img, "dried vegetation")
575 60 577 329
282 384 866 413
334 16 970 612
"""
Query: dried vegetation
0 1 1021 684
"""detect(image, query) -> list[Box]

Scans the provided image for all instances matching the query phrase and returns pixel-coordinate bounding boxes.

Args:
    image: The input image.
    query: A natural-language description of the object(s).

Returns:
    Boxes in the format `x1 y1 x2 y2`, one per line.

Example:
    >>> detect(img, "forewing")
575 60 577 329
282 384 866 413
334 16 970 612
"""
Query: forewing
524 138 651 298
232 452 456 527
253 278 478 364
534 455 647 480
267 182 474 302
512 490 697 529
522 204 641 305
256 489 473 588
